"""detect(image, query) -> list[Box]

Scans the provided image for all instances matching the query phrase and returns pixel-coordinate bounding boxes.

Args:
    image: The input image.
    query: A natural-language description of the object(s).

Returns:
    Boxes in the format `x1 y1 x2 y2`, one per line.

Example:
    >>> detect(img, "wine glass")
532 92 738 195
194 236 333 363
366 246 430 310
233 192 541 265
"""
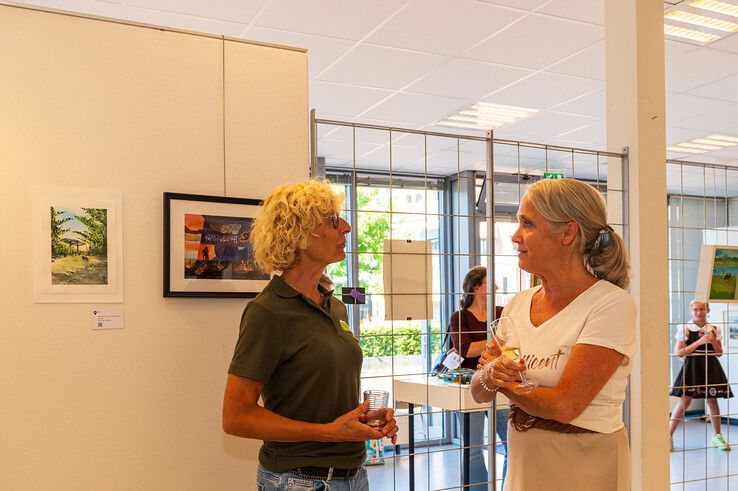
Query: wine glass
490 316 538 393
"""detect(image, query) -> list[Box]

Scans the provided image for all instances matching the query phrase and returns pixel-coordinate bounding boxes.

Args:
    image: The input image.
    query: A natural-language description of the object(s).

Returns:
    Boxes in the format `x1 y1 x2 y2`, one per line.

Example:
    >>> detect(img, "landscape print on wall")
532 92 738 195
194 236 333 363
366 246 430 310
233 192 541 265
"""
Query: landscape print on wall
184 213 268 281
711 248 738 300
50 207 108 285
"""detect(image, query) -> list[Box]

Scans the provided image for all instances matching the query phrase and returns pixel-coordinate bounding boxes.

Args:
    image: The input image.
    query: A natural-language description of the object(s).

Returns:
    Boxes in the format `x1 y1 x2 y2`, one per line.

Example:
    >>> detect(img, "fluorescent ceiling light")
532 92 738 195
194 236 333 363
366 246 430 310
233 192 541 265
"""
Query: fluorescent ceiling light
707 134 738 142
667 146 707 154
693 138 737 146
437 120 492 130
665 10 738 31
438 102 538 131
678 142 723 150
664 23 722 42
690 0 738 18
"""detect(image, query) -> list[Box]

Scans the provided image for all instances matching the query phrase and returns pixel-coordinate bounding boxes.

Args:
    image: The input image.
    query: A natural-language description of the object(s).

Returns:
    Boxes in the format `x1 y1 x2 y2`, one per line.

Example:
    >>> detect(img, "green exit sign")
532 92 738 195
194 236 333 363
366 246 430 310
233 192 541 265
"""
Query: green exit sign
544 171 565 179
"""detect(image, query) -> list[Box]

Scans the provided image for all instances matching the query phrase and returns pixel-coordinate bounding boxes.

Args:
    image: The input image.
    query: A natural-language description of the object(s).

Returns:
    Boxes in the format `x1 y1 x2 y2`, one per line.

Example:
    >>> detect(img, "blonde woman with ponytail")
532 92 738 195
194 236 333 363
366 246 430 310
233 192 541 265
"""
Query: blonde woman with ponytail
472 178 635 491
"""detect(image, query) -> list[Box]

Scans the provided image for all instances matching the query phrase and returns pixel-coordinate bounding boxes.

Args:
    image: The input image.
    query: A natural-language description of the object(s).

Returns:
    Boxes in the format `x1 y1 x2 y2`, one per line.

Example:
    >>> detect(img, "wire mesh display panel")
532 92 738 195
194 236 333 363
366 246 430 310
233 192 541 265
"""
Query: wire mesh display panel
313 114 627 491
667 160 738 491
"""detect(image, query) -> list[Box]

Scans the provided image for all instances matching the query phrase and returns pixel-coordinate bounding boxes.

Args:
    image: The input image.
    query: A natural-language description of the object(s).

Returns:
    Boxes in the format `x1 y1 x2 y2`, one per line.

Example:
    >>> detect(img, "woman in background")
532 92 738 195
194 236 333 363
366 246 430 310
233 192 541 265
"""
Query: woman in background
222 179 397 491
448 266 509 491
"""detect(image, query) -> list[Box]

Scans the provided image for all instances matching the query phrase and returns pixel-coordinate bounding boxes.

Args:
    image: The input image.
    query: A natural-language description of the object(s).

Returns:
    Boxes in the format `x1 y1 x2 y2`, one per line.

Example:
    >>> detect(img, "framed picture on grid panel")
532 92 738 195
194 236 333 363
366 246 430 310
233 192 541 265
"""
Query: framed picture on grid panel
696 244 738 304
163 192 270 298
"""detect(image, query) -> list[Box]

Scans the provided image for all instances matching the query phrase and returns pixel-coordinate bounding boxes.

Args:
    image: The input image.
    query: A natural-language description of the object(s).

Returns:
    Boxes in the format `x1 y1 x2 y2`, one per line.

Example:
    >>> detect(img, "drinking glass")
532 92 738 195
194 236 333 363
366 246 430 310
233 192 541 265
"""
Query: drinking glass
490 316 538 393
363 390 389 429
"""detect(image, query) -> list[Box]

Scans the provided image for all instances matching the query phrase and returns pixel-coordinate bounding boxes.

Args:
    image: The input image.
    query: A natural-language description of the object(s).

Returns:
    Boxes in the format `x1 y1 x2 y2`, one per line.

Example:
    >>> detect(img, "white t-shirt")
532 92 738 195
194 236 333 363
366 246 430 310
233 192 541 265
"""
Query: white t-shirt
500 280 636 433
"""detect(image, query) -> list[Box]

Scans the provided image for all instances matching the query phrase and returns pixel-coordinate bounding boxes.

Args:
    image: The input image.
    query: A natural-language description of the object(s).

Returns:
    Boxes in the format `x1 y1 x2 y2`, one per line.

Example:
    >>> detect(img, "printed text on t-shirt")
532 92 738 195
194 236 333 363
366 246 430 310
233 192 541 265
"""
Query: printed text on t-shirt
521 349 566 370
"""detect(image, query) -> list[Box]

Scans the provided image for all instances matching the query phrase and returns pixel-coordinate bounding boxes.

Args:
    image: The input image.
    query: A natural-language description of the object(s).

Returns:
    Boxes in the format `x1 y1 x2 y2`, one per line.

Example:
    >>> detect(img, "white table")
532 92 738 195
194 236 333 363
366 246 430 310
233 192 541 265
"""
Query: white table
393 375 509 490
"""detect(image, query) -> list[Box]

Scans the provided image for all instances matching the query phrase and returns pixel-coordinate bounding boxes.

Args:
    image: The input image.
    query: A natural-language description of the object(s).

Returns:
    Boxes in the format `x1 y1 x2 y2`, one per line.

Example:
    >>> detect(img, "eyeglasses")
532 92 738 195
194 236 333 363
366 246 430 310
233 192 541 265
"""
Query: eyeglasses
327 212 340 229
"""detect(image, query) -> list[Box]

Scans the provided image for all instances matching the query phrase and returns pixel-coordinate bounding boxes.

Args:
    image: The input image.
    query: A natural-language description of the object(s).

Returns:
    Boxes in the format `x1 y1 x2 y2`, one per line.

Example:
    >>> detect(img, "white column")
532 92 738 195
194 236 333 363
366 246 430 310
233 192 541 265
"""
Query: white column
604 1 669 489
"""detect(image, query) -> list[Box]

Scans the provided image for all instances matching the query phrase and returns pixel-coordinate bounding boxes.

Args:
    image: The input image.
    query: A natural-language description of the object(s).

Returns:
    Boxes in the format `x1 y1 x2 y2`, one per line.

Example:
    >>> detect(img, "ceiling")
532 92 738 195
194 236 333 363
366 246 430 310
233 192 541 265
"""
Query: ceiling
16 0 738 183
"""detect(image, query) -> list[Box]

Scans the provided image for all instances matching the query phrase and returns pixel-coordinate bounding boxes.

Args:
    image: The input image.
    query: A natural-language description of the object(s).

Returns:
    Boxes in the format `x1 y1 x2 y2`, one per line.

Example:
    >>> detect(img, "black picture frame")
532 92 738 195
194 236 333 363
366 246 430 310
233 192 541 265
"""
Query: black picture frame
163 192 268 298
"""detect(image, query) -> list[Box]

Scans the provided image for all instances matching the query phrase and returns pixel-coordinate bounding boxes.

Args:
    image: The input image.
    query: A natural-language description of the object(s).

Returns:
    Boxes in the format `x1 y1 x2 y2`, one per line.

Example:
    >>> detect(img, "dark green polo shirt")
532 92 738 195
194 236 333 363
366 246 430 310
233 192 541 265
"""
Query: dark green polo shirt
229 275 365 472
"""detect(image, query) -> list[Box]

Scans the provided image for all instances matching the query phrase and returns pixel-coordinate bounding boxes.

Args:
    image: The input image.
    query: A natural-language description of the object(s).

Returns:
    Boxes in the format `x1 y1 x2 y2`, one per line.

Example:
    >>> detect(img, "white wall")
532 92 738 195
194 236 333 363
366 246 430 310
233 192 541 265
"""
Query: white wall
0 5 308 489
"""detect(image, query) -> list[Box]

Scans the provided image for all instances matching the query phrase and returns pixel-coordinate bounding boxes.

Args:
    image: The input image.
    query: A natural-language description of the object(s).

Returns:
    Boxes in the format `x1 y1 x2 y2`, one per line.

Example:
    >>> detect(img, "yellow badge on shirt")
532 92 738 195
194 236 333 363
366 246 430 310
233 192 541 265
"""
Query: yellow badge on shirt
339 320 351 332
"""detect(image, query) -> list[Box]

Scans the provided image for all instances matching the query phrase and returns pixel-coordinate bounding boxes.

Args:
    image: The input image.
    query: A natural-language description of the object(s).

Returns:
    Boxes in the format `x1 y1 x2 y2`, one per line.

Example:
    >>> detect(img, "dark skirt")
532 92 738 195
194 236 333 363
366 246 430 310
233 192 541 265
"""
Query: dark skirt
670 353 734 399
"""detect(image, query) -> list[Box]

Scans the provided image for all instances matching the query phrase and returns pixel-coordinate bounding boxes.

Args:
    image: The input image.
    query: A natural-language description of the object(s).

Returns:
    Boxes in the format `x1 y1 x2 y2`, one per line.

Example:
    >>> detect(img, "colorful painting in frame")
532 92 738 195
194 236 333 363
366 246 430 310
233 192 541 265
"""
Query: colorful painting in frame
696 244 738 303
164 192 269 297
33 186 123 303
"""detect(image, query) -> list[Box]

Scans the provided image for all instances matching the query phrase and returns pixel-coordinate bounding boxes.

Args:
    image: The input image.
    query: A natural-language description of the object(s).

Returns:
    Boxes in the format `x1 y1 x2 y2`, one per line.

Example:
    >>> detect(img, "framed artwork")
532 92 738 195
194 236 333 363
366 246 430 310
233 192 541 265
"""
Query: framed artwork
163 192 270 297
33 186 123 303
696 244 738 303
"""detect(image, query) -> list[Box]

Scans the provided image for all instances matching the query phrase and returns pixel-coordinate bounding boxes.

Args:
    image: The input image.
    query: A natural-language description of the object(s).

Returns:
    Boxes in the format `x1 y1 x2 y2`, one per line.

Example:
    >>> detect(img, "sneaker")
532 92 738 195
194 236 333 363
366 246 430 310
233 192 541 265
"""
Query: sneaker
670 436 675 452
712 434 731 451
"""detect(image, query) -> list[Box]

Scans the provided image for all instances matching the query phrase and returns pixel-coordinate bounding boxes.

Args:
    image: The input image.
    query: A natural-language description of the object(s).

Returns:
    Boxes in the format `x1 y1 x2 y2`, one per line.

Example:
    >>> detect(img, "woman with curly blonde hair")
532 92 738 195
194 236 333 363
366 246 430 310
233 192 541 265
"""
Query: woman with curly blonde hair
223 179 397 491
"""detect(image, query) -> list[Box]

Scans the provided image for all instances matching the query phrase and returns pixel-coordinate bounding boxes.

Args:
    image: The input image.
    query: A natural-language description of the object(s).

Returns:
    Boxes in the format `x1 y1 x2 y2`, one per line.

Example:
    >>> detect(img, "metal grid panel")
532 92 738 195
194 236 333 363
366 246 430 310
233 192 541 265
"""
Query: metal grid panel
667 159 738 490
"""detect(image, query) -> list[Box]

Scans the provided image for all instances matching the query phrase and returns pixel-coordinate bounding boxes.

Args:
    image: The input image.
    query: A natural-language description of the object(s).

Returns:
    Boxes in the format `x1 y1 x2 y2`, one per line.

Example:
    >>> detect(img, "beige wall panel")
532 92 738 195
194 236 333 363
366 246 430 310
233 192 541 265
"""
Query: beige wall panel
224 41 309 197
0 5 306 489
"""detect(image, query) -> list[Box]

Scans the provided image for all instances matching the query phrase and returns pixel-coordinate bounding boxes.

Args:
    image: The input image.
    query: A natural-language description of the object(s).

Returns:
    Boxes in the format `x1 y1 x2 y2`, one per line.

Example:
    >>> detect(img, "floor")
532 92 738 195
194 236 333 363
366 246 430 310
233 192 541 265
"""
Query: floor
671 419 738 490
366 442 504 491
363 419 738 490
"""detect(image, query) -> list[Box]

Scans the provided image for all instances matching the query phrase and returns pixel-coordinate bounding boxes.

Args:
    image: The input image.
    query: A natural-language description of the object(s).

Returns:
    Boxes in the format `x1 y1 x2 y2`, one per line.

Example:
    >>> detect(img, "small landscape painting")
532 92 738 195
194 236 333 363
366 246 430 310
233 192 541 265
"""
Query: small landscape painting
50 207 108 285
711 248 738 300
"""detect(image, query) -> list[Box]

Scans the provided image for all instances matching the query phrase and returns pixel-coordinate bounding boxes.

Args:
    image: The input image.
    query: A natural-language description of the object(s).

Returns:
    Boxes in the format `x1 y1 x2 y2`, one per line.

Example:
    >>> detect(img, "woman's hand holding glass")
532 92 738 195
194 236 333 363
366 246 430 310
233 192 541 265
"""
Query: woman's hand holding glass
481 316 539 393
479 351 528 393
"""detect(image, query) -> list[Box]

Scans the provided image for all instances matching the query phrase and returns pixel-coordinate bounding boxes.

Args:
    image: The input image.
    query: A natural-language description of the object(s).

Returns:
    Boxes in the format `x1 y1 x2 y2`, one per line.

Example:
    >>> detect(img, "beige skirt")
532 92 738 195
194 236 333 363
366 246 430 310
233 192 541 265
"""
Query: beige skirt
504 424 630 491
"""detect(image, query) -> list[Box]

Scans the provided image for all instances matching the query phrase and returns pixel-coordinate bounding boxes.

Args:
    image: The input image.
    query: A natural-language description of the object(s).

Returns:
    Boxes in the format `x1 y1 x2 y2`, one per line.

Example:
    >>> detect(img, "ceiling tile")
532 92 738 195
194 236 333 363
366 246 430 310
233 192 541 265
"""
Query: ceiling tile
665 126 709 145
316 138 384 164
365 0 524 56
253 0 405 40
463 14 603 69
406 59 532 100
477 0 548 10
552 121 606 146
671 104 738 132
317 45 448 90
125 0 266 24
243 27 353 77
710 33 738 55
361 92 472 125
24 0 123 18
482 72 603 110
546 41 604 80
419 123 488 139
666 93 733 123
687 73 738 104
118 5 248 35
551 89 604 118
665 39 699 61
537 0 604 25
501 111 599 139
666 48 738 92
310 81 393 118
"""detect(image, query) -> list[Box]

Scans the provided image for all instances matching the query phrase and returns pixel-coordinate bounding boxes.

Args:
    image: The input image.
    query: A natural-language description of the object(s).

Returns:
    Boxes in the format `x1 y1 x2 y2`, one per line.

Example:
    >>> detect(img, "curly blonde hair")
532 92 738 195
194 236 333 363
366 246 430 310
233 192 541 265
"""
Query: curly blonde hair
251 179 344 273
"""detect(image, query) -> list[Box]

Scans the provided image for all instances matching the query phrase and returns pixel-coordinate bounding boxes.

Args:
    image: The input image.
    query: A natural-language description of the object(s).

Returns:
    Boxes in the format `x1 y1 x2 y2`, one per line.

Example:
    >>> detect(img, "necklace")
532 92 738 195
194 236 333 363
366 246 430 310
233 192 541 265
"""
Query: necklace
282 276 321 301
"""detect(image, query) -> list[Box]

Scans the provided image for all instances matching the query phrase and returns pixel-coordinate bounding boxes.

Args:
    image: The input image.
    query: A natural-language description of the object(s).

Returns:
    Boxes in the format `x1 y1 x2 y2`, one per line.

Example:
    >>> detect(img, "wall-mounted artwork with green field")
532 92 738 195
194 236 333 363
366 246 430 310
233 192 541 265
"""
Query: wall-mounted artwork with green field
711 248 738 300
696 244 738 304
50 207 108 285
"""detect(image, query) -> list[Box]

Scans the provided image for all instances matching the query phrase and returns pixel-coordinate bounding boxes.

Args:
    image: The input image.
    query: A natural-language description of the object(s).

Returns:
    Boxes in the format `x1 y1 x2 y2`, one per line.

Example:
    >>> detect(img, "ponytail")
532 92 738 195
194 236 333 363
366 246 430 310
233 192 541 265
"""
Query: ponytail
526 178 630 290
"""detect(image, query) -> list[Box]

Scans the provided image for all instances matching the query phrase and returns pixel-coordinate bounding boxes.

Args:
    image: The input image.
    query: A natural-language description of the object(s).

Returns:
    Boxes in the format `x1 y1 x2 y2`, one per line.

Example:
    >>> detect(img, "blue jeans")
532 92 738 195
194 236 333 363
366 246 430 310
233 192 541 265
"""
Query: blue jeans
457 408 509 491
257 465 369 491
